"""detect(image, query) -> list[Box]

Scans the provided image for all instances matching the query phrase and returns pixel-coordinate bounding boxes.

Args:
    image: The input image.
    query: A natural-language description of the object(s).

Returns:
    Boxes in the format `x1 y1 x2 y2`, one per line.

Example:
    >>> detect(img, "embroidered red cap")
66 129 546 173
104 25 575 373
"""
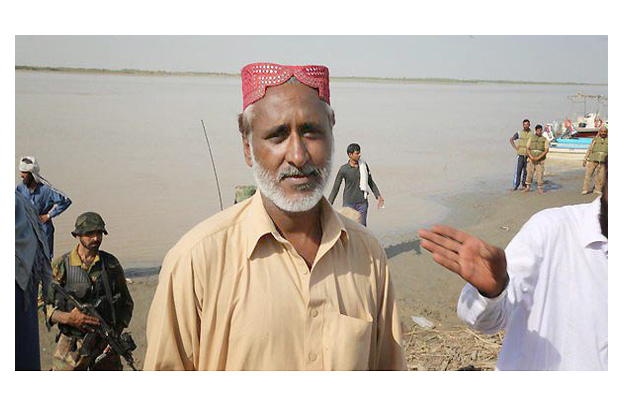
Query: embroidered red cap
241 63 330 110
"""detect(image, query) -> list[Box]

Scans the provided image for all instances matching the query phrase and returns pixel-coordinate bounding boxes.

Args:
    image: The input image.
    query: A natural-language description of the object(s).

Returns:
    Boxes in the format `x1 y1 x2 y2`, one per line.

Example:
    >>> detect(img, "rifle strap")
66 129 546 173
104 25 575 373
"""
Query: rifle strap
62 253 70 280
99 255 117 327
59 253 72 311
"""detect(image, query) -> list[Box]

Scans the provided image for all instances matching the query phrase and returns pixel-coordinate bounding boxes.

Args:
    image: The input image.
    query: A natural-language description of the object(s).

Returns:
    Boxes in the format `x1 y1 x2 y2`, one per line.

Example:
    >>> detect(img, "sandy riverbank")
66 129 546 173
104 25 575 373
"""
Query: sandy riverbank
391 165 596 369
37 163 595 370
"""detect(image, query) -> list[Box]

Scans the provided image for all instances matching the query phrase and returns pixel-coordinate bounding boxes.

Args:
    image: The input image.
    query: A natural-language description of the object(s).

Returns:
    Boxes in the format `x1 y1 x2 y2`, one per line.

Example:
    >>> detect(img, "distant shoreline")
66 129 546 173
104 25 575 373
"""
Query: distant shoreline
15 65 607 87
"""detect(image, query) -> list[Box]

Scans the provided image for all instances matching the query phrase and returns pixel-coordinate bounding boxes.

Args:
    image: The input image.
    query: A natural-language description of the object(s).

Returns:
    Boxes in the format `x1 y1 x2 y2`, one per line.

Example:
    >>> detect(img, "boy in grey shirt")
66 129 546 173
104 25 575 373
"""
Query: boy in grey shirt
328 143 384 226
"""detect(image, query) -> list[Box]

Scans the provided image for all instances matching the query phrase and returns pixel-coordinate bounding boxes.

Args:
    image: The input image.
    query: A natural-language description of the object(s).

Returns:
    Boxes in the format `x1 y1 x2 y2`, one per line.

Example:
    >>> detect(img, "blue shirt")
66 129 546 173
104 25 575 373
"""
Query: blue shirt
16 182 72 257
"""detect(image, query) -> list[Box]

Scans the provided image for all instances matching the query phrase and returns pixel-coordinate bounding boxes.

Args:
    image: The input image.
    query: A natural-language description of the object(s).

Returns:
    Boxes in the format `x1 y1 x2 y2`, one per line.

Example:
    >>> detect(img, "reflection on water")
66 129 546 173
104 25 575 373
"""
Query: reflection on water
15 72 607 267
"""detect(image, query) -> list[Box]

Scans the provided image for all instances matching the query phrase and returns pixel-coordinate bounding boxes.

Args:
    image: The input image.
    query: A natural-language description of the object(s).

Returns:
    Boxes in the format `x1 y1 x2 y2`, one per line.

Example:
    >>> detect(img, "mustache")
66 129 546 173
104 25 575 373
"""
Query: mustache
277 164 321 181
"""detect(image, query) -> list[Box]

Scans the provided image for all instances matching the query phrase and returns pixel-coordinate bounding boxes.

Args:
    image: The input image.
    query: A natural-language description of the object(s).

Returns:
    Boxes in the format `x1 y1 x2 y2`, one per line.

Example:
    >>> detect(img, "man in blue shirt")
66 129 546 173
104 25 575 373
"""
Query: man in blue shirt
508 119 531 191
16 156 72 258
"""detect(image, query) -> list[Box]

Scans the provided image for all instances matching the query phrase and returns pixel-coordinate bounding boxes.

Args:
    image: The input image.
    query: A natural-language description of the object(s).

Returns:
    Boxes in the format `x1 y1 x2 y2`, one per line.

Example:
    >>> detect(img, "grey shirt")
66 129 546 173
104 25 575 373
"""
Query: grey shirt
328 162 381 205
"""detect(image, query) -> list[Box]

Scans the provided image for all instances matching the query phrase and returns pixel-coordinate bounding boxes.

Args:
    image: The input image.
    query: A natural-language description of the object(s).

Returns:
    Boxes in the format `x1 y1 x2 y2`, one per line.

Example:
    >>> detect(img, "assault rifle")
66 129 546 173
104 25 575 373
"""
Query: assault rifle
52 281 138 371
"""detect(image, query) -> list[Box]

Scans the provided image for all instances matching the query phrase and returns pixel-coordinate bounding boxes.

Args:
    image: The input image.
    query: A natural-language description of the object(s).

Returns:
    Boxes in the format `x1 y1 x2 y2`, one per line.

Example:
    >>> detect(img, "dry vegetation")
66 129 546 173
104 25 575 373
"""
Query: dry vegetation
403 325 504 371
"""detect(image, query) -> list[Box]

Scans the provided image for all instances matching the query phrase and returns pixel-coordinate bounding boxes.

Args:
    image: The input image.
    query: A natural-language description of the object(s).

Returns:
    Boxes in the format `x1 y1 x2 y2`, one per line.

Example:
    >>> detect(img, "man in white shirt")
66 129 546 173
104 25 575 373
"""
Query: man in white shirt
418 159 608 370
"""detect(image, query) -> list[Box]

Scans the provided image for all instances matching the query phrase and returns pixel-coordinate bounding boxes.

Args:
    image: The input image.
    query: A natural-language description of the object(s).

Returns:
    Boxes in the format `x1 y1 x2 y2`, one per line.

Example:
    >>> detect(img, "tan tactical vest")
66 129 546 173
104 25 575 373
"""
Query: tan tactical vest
528 134 547 160
517 130 531 155
589 136 608 163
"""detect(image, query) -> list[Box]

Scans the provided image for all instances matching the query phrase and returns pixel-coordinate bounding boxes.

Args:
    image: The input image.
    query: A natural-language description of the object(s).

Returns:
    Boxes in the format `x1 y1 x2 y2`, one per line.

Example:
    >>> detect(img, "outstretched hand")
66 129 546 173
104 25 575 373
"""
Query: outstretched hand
418 225 508 298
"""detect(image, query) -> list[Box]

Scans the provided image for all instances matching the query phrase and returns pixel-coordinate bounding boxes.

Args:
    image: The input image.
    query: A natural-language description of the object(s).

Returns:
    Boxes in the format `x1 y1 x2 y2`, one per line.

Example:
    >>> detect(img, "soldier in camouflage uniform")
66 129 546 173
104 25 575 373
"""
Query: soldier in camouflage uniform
46 212 133 370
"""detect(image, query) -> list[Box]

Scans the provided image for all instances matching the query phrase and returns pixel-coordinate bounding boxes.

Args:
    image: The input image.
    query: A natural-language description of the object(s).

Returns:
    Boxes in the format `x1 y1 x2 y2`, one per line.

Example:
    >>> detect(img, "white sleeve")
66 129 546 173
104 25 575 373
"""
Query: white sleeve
457 212 546 334
457 283 510 334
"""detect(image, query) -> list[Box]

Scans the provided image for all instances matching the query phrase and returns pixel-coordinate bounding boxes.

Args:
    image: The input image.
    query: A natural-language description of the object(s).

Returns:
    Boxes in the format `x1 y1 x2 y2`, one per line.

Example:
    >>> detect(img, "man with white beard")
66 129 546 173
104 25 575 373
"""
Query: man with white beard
144 63 406 370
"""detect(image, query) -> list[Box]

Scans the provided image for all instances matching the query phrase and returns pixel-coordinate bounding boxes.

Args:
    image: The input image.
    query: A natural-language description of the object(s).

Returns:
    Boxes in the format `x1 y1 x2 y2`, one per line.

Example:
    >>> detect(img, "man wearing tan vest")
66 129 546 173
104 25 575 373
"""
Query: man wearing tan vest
523 124 550 194
509 119 532 191
582 125 608 195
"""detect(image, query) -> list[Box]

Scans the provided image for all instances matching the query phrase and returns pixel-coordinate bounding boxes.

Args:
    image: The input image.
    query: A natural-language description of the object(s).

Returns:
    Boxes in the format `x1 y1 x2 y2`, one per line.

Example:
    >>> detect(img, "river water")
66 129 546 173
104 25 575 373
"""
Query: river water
15 71 608 268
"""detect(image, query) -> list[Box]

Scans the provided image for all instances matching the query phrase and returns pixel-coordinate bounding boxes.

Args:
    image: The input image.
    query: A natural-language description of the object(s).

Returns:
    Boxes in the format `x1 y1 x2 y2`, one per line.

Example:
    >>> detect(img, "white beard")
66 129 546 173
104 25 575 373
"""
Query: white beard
249 142 333 213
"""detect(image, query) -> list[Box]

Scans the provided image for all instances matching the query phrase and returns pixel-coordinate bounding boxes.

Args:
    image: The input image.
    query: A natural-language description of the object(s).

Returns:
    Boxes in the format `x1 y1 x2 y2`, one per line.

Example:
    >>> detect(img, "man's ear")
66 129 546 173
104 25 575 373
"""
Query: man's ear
243 135 253 167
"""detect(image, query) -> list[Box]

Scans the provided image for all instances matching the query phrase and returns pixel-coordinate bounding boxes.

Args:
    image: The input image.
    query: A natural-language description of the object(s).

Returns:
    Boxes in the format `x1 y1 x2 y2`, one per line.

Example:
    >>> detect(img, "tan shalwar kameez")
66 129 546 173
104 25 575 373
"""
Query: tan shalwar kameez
144 192 406 370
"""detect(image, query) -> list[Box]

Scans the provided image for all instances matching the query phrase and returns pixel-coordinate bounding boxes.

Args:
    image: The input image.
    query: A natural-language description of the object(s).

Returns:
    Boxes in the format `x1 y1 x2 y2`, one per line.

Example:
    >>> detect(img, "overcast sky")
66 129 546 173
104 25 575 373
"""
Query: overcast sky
15 35 608 84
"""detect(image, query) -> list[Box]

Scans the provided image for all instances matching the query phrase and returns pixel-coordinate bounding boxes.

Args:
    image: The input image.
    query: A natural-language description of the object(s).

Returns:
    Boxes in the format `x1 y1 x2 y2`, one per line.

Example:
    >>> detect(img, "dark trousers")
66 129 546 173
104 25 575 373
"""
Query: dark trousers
344 201 369 226
513 155 528 190
15 282 41 371
44 226 54 259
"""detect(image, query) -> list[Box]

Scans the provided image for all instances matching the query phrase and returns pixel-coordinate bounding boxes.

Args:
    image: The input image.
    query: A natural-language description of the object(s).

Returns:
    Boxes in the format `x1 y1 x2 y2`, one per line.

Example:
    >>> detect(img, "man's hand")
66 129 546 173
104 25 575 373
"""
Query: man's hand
377 196 385 209
65 307 100 331
583 159 587 167
418 225 508 298
39 214 50 224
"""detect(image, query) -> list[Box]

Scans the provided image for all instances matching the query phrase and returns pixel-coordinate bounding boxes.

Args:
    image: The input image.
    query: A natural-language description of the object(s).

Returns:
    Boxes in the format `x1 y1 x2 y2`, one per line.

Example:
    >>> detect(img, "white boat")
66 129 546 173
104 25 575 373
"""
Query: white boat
545 129 592 159
544 93 607 159
550 94 608 136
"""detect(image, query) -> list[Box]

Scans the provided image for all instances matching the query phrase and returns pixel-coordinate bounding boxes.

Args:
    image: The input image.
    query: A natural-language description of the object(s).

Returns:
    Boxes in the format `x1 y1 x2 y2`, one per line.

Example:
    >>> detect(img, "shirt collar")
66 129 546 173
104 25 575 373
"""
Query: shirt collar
28 182 42 195
69 245 101 269
245 191 348 260
581 197 607 253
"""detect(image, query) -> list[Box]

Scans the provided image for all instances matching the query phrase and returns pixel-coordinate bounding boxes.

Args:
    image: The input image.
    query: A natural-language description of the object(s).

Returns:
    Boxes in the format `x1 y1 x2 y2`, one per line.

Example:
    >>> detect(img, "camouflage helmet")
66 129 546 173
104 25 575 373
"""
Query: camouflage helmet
71 212 108 237
234 185 257 204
